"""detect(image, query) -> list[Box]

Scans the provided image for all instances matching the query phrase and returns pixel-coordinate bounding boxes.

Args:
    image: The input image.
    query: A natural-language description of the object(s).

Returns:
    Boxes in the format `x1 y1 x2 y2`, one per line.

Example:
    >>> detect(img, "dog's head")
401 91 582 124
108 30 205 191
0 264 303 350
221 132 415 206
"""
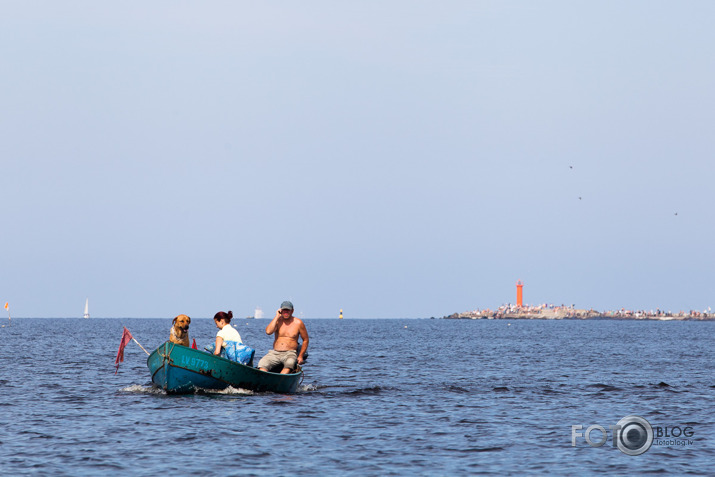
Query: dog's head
172 314 191 333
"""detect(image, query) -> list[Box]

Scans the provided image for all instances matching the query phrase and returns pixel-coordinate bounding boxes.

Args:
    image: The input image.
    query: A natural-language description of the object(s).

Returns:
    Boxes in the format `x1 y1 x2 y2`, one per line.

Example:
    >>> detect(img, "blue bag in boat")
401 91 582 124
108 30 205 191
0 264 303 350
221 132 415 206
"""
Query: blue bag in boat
224 341 255 366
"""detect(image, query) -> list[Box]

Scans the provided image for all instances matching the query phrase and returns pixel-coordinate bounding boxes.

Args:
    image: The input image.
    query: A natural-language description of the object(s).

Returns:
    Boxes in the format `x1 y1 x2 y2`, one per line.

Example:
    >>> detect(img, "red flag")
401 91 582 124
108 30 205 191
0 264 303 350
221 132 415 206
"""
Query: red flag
115 327 133 374
191 338 197 349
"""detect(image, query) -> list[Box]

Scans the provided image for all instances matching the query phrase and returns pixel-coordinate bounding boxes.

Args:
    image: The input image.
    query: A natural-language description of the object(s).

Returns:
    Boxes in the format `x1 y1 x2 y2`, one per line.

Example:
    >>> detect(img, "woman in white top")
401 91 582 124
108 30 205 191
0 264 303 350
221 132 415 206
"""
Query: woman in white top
213 310 242 355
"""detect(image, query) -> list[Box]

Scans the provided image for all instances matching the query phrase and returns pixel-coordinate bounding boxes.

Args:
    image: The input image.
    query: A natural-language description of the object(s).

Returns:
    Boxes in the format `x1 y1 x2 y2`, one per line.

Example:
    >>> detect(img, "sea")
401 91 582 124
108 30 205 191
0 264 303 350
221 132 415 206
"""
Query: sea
0 318 712 476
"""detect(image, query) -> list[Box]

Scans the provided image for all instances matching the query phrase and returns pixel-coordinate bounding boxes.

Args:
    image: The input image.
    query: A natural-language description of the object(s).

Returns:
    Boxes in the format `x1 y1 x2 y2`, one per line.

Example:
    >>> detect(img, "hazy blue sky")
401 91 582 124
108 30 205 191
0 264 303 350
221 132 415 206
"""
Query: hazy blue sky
1 2 713 318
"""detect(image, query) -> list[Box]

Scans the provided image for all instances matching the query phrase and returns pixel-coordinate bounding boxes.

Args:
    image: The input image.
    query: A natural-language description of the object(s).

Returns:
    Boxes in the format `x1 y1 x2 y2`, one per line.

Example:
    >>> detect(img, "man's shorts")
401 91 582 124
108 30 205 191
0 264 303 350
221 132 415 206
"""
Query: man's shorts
258 349 297 371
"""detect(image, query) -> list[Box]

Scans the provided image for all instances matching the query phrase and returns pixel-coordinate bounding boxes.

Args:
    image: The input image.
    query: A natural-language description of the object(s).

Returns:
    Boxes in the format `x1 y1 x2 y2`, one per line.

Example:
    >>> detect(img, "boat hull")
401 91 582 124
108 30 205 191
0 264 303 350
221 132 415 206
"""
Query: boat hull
147 341 302 394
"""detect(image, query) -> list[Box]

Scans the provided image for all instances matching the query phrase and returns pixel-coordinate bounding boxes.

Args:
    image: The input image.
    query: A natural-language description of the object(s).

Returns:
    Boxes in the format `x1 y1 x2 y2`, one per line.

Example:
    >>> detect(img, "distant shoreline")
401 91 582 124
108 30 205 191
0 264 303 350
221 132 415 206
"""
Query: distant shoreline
443 307 714 321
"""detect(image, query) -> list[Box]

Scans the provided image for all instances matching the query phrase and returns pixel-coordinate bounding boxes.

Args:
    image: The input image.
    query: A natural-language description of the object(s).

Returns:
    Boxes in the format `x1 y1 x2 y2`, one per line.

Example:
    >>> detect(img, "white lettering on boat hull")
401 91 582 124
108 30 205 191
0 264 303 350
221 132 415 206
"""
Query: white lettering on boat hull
180 355 209 370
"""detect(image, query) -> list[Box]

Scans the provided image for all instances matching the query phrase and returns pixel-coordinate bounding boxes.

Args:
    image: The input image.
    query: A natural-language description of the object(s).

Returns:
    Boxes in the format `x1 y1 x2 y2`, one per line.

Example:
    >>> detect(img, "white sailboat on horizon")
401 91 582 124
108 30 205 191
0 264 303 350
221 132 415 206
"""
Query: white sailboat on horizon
254 307 264 319
83 298 90 319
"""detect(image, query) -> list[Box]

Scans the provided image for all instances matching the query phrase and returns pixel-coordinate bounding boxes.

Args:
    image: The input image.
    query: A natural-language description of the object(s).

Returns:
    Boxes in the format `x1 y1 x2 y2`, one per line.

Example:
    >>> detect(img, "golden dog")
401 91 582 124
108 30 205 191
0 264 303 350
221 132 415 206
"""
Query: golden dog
169 314 191 346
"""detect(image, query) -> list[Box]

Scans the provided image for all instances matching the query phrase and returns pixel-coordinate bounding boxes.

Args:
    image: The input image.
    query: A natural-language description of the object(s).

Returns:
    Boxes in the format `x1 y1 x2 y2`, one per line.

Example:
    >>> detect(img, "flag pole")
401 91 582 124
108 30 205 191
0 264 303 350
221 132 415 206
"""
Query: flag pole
132 337 150 356
4 302 10 326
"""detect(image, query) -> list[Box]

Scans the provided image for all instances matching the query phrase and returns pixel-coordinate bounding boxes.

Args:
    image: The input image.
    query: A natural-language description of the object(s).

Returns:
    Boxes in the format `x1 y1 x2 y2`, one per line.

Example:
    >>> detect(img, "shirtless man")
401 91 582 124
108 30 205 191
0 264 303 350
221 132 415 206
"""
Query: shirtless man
257 301 309 374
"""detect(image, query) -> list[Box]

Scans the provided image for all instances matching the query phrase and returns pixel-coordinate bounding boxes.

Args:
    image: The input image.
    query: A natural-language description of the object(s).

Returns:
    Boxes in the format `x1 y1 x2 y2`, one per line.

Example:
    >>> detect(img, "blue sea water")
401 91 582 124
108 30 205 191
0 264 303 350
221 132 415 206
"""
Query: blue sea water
0 318 713 475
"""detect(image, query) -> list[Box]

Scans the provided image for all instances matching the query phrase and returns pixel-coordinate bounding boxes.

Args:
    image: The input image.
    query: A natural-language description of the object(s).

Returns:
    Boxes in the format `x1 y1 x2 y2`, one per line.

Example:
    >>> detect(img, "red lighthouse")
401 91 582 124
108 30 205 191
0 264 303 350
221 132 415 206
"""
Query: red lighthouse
516 280 524 308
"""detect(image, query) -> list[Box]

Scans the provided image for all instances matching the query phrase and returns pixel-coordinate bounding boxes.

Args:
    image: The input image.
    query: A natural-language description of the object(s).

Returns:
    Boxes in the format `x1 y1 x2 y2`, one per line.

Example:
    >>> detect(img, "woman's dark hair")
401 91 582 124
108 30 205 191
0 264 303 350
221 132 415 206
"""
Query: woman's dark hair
213 310 233 323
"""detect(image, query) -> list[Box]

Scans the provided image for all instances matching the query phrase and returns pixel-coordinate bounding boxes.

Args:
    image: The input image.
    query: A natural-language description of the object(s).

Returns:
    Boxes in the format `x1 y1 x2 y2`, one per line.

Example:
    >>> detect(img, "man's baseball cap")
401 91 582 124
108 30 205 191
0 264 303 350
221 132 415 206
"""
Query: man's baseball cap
280 301 294 311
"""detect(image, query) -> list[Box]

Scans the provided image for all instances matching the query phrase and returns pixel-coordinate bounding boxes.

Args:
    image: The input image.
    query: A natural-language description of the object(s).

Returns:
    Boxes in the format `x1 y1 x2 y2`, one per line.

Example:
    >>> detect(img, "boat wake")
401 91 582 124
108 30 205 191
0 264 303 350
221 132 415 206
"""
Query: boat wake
298 383 320 392
204 385 254 395
121 384 255 396
121 384 165 394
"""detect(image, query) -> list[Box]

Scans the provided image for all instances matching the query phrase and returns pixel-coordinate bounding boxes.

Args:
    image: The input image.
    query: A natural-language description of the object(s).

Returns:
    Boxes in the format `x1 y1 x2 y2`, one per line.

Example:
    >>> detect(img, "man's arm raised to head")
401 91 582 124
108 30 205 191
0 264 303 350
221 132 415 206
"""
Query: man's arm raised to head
265 309 281 335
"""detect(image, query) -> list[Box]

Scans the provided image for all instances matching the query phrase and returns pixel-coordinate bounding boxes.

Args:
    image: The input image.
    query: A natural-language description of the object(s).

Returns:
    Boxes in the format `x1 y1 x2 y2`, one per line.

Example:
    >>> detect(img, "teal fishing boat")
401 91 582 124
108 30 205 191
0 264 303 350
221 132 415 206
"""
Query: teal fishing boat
147 341 302 394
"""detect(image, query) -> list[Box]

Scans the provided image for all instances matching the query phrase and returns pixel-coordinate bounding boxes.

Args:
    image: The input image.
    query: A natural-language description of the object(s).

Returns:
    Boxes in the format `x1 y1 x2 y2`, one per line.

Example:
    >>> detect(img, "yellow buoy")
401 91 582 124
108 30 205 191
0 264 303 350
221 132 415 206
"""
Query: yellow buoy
339 309 343 319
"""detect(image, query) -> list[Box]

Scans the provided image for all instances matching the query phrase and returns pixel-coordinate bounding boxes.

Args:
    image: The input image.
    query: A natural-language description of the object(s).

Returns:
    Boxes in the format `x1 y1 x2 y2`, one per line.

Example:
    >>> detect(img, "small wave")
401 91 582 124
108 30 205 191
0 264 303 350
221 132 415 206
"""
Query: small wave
646 382 679 393
346 386 383 396
457 418 486 424
586 383 622 392
343 385 397 396
236 451 272 459
450 446 504 453
446 384 471 394
492 386 509 392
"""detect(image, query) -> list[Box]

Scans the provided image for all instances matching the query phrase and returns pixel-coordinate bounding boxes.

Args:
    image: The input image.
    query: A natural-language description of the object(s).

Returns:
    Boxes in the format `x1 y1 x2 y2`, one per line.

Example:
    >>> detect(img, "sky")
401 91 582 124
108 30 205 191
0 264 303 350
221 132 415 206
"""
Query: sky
1 2 713 318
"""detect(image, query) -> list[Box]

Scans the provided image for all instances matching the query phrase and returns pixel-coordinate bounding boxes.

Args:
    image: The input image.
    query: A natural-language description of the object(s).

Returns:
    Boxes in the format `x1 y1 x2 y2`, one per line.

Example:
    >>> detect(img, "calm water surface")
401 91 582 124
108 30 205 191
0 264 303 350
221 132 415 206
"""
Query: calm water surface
0 318 713 475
